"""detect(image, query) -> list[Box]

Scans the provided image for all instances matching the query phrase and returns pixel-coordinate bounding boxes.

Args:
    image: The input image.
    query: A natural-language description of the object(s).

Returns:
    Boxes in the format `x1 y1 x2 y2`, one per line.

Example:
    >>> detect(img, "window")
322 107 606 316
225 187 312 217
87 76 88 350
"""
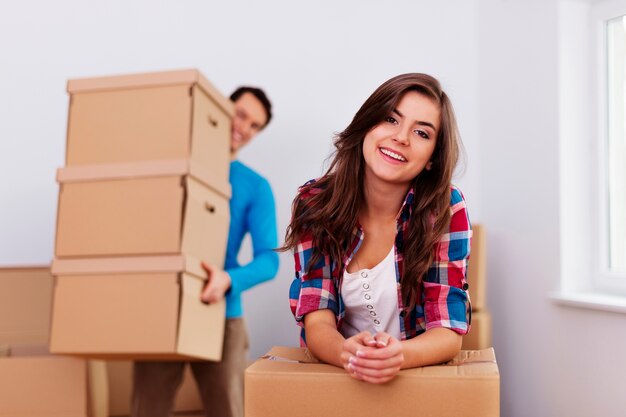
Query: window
554 0 626 312
606 15 626 274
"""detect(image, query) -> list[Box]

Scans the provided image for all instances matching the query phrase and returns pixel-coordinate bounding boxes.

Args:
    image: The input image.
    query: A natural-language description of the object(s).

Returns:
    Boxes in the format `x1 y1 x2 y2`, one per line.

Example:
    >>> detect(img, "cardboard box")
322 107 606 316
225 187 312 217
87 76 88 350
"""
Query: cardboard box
0 356 88 417
462 310 492 350
107 361 203 416
0 266 53 346
0 266 108 417
0 347 90 417
65 69 233 184
468 223 487 311
55 159 230 262
50 255 225 361
245 346 500 417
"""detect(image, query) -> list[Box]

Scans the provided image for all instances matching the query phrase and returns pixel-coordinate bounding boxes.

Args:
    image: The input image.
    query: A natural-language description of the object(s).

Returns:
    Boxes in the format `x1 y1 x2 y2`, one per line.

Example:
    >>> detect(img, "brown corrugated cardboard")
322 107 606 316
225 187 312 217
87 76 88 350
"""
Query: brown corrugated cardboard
65 69 233 185
245 346 499 417
55 161 230 263
462 310 492 350
468 223 487 311
107 361 203 416
0 266 53 346
0 350 88 417
49 255 225 361
0 267 108 416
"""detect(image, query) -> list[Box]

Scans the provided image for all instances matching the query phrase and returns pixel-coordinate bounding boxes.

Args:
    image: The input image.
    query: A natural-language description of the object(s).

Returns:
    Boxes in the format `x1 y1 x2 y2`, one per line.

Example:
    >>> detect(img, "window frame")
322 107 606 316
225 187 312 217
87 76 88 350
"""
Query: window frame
593 1 626 295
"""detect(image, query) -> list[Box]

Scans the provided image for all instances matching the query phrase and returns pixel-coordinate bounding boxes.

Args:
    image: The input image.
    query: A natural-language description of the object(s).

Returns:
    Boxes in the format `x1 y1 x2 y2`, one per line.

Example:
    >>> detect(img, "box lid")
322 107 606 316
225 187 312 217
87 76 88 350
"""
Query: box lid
67 68 234 118
57 159 231 199
250 346 499 379
51 254 205 279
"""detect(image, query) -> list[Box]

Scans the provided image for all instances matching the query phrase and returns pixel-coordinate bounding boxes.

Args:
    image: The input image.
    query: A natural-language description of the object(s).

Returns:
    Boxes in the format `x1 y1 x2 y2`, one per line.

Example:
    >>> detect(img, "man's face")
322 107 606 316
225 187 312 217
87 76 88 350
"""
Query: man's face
231 92 268 154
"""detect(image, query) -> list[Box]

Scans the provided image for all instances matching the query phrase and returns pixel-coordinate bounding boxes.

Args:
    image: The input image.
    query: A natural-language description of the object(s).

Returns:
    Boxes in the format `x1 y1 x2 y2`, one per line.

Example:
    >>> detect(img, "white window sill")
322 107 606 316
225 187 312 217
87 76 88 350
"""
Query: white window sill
550 291 626 314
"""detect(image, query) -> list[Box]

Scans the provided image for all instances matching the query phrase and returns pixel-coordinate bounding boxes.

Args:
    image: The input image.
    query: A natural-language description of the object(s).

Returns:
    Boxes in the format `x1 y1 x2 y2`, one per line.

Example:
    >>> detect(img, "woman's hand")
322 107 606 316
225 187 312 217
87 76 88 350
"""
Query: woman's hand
341 331 404 384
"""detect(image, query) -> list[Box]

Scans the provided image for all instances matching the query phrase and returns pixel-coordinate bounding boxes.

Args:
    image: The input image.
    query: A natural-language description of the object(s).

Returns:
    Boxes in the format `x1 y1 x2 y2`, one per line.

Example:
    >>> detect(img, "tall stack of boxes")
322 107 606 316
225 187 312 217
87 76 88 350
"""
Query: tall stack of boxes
463 224 492 350
46 69 234 415
49 69 233 361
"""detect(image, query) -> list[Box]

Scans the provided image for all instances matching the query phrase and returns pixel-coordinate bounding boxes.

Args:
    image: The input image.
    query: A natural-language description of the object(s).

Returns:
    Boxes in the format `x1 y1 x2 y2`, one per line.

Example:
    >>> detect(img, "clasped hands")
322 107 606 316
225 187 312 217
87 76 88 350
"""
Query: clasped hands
341 331 404 384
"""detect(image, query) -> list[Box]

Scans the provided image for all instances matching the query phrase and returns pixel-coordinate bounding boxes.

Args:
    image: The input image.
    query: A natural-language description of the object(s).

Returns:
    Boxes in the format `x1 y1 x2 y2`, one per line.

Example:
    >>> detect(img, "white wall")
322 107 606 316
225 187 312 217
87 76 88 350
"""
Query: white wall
8 1 625 416
0 0 481 356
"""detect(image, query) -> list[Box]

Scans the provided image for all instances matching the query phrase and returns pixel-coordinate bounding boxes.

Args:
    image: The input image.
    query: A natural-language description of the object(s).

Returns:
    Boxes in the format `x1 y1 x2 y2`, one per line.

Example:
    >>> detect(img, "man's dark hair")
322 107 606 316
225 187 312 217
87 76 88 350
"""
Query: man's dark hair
230 86 273 127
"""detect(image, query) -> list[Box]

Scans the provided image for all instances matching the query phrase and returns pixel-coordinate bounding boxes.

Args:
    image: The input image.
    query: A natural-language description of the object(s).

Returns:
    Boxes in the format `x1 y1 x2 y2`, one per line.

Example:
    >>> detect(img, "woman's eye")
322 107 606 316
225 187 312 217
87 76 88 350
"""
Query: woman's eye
385 116 398 124
415 129 430 139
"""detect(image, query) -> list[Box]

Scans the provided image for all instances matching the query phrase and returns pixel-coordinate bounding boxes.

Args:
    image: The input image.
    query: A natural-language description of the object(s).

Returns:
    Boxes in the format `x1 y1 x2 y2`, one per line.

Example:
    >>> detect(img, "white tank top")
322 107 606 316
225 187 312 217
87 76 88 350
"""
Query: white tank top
340 246 401 339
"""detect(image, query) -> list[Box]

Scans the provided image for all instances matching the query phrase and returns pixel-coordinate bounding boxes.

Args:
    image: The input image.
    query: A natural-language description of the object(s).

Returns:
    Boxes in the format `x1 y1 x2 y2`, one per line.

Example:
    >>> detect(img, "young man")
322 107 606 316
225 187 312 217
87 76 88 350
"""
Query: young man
132 87 279 417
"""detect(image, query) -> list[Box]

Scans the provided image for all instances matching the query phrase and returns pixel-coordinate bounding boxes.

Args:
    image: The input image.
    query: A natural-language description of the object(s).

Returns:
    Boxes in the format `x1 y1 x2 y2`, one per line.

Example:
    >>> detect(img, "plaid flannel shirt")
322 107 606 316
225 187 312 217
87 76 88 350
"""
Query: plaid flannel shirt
289 181 472 346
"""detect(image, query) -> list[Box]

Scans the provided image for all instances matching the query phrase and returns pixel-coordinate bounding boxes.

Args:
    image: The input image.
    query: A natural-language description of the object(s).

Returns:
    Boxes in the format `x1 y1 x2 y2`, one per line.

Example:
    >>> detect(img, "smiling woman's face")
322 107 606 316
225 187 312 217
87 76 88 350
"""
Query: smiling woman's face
362 90 440 189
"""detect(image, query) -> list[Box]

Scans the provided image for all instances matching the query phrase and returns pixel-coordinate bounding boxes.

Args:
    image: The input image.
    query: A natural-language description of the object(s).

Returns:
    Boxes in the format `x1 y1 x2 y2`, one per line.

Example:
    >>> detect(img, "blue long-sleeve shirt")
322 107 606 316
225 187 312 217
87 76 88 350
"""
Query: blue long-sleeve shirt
224 160 279 318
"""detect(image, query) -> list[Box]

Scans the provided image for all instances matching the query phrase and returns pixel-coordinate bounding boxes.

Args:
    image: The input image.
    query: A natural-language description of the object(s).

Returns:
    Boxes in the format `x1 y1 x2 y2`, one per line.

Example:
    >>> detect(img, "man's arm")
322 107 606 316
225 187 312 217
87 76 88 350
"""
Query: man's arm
226 178 279 296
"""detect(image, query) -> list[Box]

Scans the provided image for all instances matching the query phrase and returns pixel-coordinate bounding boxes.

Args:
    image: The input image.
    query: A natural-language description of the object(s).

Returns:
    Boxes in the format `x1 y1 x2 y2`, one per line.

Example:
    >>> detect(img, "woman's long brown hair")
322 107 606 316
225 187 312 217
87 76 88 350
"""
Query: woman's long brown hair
282 73 461 312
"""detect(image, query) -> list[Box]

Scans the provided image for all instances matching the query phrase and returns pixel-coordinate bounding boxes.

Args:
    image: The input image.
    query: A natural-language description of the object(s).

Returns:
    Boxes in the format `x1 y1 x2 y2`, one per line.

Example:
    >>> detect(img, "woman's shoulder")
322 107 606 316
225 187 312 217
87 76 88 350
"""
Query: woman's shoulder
449 184 467 206
448 184 470 231
297 177 328 200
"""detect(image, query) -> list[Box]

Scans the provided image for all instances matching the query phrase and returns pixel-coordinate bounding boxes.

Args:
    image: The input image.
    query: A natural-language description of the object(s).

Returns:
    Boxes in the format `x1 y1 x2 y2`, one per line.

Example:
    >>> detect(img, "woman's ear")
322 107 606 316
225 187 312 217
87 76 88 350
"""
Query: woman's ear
425 161 433 170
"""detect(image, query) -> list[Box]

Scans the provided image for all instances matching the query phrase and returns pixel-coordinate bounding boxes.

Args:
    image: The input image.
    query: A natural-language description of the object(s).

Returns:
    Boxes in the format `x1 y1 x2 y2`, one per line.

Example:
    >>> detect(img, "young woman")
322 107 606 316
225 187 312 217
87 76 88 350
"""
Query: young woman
283 73 471 384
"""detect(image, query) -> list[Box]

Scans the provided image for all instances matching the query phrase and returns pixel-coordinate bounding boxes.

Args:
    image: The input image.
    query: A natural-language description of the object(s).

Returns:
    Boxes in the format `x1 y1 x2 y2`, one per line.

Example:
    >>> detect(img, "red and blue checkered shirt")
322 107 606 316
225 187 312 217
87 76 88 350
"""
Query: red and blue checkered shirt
289 181 472 346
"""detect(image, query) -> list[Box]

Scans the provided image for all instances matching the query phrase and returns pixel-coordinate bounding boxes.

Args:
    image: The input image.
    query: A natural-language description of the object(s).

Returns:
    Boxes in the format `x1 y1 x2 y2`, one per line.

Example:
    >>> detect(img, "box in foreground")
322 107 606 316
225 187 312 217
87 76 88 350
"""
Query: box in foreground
245 346 499 417
0 346 107 417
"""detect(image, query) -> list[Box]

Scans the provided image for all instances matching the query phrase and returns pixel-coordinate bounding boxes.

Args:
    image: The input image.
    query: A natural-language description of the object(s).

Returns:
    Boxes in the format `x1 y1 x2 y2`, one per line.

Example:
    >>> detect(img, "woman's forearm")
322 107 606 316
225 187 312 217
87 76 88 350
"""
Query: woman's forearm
400 327 462 369
303 310 345 367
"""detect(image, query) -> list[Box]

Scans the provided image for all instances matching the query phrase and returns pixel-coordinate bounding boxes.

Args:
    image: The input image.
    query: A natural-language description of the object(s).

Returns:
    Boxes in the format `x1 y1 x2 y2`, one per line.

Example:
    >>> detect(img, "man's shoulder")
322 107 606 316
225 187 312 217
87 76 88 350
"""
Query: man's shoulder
231 160 270 185
231 160 273 200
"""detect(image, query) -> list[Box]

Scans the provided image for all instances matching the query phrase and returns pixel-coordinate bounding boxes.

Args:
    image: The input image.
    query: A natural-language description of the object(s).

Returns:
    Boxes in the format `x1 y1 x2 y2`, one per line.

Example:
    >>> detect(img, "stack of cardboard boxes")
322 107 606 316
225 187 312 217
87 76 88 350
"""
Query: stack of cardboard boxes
46 69 235 415
50 69 233 361
463 223 492 350
0 264 205 417
0 266 107 417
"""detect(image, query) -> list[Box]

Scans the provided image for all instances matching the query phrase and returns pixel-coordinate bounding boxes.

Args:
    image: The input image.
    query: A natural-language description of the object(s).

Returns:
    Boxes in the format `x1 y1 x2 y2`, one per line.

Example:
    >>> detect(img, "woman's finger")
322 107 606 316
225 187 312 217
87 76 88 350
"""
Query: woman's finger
357 373 396 384
351 356 402 370
374 332 391 347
